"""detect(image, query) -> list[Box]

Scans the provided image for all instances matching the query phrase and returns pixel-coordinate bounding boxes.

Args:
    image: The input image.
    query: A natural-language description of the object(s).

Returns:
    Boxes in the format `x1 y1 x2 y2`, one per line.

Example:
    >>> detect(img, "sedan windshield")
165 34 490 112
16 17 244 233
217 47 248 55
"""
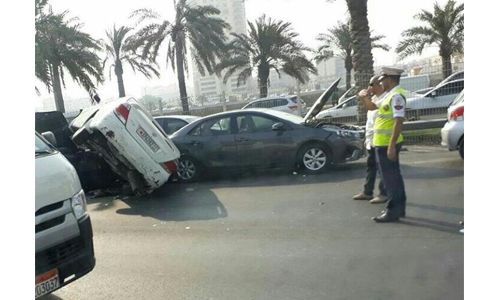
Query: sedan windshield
261 109 304 124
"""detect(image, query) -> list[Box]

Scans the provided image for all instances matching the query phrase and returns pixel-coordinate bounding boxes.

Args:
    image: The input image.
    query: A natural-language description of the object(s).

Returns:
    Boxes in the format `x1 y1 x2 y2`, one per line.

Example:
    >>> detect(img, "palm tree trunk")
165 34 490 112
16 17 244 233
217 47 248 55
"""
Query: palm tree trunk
115 61 126 97
258 65 270 98
344 54 353 90
346 0 373 125
441 54 453 79
51 63 66 113
175 43 190 114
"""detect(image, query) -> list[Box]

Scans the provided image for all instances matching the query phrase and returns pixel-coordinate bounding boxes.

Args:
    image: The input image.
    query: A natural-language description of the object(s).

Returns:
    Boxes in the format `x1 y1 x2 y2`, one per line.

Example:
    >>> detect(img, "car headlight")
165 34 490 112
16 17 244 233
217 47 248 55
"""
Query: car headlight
340 130 360 139
71 189 88 220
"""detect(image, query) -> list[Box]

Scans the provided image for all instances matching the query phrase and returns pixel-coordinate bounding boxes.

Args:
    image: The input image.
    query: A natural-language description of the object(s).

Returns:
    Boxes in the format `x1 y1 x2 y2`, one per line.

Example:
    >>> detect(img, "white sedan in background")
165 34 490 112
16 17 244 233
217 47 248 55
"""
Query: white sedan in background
406 79 464 110
315 86 358 120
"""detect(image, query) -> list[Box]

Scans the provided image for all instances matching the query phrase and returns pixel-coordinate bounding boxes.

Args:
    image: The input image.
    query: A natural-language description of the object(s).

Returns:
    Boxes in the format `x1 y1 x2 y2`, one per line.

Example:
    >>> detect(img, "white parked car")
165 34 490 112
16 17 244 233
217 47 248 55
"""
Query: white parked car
406 79 464 110
70 96 181 196
441 89 464 159
242 95 308 116
315 86 358 120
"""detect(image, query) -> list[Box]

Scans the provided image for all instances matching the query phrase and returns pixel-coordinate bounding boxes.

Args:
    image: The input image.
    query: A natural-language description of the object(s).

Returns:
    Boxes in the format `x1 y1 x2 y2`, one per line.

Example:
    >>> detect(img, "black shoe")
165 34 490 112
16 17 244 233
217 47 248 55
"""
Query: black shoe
381 209 406 218
372 210 401 223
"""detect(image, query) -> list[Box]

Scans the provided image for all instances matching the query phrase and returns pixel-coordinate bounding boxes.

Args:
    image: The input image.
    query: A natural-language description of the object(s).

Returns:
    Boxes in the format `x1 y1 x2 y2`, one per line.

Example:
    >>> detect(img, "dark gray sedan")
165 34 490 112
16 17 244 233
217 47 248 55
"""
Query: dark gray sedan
170 79 365 182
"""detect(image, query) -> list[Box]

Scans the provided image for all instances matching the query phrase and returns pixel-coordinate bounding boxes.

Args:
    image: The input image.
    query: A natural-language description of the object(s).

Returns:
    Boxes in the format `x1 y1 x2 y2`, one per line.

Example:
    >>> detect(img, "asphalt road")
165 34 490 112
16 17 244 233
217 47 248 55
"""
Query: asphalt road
43 146 464 300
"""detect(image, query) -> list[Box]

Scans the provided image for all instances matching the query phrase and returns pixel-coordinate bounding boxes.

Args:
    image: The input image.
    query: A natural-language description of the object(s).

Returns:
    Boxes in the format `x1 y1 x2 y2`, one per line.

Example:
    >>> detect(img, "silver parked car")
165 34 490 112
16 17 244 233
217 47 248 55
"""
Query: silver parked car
242 95 308 116
440 89 464 159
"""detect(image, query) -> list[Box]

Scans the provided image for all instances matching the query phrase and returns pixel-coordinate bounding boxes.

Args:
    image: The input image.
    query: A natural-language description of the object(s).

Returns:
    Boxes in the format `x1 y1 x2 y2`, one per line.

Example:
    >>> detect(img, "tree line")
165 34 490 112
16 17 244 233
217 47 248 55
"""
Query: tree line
35 0 463 114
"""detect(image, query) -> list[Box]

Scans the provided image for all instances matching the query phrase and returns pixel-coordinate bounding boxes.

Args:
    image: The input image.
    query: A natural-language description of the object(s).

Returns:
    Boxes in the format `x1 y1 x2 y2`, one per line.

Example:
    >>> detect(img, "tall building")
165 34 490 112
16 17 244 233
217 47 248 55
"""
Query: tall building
314 57 346 89
190 0 248 103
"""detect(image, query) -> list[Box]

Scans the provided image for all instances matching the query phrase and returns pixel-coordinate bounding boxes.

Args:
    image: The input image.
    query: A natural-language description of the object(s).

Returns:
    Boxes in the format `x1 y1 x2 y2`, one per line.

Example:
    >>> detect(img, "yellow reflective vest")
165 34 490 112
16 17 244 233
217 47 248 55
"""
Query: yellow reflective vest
373 87 406 146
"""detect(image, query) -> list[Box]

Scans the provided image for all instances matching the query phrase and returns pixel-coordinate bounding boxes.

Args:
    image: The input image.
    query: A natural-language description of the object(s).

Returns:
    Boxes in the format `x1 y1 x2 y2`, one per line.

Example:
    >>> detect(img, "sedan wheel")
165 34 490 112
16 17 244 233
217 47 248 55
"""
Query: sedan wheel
299 144 330 173
177 157 201 182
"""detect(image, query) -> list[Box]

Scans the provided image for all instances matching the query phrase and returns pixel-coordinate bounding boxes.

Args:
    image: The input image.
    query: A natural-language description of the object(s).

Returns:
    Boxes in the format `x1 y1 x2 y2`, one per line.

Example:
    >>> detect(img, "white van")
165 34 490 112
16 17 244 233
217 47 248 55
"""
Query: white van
35 131 95 298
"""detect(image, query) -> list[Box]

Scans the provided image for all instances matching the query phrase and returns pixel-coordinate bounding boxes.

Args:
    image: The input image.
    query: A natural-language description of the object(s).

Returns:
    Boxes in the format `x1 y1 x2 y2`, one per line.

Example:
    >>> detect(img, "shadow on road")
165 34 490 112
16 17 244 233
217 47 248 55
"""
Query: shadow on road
401 165 463 180
401 216 464 235
40 294 63 300
407 202 464 216
114 184 228 222
174 161 369 189
175 158 463 189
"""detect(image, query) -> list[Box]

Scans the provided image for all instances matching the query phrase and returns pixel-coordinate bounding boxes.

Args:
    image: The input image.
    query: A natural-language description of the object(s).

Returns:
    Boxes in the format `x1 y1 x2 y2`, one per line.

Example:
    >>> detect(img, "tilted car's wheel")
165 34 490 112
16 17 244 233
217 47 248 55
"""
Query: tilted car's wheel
298 143 331 174
458 138 464 160
176 156 203 183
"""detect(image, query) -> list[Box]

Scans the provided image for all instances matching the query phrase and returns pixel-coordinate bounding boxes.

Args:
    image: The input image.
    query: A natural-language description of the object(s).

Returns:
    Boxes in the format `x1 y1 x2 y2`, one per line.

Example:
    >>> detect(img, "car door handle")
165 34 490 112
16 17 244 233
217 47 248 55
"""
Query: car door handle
189 141 201 146
236 137 248 142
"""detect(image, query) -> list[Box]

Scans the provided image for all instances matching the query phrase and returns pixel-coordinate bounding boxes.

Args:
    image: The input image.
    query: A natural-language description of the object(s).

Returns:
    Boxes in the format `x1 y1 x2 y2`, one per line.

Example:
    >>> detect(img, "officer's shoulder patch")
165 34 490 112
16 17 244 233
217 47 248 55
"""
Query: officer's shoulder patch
393 94 405 110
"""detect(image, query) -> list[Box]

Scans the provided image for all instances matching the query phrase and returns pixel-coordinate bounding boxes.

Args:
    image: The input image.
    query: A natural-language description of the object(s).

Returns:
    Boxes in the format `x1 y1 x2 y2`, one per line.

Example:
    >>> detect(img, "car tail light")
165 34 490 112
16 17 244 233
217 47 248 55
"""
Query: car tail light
450 106 464 121
161 160 177 174
288 105 298 110
114 103 131 124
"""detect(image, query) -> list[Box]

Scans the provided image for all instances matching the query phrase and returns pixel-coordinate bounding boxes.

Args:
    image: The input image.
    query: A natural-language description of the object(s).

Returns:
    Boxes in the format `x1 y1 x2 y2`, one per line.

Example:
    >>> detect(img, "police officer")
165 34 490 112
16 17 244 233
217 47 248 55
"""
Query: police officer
358 67 407 223
353 75 388 203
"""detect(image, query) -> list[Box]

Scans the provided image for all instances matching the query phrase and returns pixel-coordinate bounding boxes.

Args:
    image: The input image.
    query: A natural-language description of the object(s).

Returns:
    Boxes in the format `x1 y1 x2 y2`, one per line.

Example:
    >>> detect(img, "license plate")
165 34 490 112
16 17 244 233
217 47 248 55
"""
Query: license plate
136 127 160 152
35 269 60 298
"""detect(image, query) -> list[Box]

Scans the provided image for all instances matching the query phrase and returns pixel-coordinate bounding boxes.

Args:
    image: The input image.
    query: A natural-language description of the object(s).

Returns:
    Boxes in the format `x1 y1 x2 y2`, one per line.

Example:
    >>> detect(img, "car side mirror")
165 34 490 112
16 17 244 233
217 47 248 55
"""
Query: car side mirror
342 104 347 109
271 122 285 131
41 131 58 147
430 91 437 98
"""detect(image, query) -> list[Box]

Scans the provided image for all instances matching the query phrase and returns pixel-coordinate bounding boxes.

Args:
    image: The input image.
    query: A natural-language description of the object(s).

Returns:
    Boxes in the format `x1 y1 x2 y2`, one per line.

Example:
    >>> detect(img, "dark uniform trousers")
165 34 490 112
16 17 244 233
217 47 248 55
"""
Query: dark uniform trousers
374 142 406 212
364 147 387 197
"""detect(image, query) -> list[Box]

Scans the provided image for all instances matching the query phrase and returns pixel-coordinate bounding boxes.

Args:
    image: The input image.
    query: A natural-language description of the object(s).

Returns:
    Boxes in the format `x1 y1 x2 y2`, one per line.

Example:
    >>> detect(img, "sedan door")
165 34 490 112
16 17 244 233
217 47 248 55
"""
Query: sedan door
426 80 465 109
180 116 238 170
234 113 297 169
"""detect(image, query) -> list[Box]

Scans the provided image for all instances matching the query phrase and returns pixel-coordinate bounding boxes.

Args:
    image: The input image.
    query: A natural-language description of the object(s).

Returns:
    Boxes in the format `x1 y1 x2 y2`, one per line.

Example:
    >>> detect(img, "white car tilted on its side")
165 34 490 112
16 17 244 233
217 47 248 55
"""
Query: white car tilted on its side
70 96 181 196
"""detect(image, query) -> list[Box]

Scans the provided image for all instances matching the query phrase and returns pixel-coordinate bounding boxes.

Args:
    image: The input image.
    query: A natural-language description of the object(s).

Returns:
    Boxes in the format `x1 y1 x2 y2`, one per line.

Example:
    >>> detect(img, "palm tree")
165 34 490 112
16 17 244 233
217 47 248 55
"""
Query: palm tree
102 25 161 98
314 0 375 125
345 0 374 89
396 0 464 78
35 0 55 96
35 0 104 113
129 0 230 114
216 15 317 98
315 20 390 90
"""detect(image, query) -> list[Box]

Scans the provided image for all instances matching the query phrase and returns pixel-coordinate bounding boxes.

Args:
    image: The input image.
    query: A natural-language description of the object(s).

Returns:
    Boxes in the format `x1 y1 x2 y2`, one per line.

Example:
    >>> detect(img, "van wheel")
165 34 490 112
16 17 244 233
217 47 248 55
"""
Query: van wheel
176 156 203 183
458 139 464 160
297 143 331 174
